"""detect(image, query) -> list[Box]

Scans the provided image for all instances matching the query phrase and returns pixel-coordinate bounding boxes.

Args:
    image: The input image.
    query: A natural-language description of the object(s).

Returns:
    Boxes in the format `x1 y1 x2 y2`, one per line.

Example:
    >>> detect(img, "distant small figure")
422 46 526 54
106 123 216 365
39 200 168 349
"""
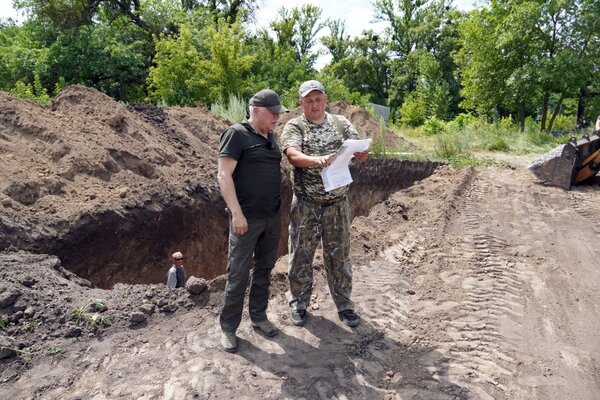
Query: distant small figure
166 251 186 288
595 115 600 132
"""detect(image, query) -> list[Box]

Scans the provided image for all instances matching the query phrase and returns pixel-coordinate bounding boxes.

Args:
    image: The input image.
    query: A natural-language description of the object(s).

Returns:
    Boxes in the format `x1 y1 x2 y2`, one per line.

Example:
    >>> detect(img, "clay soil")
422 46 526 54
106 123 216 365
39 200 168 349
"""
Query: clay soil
1 87 599 399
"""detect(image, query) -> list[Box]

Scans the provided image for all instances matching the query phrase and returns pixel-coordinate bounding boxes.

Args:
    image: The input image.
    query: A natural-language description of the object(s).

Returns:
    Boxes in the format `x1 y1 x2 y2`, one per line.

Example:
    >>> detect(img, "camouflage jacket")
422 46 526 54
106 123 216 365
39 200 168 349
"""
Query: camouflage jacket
280 112 360 203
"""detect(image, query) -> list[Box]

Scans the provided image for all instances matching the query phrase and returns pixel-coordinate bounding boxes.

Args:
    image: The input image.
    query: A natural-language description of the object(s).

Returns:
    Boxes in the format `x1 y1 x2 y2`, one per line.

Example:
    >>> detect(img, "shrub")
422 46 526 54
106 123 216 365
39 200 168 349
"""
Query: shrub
421 117 446 136
210 93 247 123
10 75 51 104
399 93 425 127
434 132 470 158
524 116 538 133
498 115 514 132
528 131 555 146
551 114 576 131
486 137 510 152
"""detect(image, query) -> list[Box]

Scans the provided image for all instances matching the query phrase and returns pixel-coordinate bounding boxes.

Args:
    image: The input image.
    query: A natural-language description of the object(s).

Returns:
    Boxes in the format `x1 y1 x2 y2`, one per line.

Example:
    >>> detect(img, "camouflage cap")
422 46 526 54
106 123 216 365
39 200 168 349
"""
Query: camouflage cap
299 80 325 98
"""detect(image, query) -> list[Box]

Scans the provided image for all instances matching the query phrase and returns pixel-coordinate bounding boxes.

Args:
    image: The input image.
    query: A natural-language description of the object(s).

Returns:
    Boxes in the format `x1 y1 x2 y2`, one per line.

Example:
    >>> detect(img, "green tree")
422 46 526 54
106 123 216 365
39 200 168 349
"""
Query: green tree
201 19 256 103
0 21 49 92
324 31 391 105
269 5 325 69
374 0 460 118
46 18 149 101
247 28 310 102
455 0 599 132
321 19 351 63
147 24 207 105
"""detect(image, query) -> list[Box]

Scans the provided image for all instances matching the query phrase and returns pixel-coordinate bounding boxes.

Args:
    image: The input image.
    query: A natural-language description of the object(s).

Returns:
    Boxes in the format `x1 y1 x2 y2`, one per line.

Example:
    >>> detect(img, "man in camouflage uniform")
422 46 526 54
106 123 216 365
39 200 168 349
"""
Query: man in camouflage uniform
280 80 369 328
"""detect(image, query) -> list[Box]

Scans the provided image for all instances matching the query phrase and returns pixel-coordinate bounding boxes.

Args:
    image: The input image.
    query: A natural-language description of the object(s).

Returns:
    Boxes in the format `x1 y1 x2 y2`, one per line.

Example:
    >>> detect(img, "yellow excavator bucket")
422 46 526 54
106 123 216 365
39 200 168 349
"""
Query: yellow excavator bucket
528 132 600 190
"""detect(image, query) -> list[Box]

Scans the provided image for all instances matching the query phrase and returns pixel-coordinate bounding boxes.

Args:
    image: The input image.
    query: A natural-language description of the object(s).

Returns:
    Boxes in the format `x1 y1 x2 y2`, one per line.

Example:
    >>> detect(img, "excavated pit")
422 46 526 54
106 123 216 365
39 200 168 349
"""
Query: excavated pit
51 159 441 288
0 85 439 289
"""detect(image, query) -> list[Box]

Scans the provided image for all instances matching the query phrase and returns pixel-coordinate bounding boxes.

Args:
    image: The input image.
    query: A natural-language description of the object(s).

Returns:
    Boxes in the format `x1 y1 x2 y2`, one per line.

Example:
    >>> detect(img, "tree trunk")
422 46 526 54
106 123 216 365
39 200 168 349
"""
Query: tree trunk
519 100 525 132
541 91 549 131
577 86 587 128
547 93 565 133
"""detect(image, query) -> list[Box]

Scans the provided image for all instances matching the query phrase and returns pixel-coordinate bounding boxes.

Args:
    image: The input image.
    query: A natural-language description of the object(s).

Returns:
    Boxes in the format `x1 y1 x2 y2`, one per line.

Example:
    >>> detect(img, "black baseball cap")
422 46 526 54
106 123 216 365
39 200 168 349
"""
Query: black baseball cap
249 89 289 113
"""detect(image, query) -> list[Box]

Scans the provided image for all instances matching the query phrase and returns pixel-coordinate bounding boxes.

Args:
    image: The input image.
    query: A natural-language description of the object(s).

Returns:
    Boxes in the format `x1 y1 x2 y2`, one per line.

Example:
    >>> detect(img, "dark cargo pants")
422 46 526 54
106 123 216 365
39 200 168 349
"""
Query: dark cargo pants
288 194 354 313
220 213 281 333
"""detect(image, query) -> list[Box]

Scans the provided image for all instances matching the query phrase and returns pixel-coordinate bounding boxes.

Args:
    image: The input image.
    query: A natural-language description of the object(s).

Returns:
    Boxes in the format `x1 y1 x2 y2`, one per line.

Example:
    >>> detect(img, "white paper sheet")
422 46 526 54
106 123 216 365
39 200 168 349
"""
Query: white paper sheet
320 138 372 192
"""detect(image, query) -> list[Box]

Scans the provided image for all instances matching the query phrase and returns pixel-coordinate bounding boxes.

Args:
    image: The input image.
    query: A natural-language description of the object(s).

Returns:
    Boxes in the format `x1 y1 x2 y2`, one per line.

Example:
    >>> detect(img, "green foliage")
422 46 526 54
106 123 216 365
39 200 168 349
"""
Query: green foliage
486 137 510 152
498 116 514 132
10 74 50 104
148 19 255 106
15 347 32 364
321 19 351 62
202 19 256 104
524 116 538 133
399 92 426 127
434 132 471 158
421 117 447 136
72 299 111 329
446 154 510 168
47 346 61 355
551 114 577 131
88 298 107 310
0 317 6 330
445 113 476 132
4 0 596 128
210 93 247 123
147 24 206 106
325 30 391 105
46 20 149 102
270 5 325 68
0 22 50 92
279 73 368 110
527 131 555 146
247 32 311 101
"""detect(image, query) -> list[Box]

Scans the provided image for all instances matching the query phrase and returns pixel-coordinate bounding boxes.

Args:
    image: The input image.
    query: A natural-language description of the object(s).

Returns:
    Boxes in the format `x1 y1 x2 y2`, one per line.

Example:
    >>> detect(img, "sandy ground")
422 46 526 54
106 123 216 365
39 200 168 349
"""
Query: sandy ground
2 164 599 399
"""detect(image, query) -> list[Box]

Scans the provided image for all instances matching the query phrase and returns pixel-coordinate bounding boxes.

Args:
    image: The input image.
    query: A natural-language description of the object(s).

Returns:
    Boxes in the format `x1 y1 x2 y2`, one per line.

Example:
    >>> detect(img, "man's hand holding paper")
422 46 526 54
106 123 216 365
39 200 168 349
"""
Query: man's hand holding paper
320 138 372 192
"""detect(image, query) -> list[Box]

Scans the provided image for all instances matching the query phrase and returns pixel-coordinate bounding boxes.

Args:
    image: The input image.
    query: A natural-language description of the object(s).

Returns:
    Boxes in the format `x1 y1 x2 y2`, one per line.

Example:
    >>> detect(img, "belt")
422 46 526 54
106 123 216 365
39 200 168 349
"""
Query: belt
297 193 347 207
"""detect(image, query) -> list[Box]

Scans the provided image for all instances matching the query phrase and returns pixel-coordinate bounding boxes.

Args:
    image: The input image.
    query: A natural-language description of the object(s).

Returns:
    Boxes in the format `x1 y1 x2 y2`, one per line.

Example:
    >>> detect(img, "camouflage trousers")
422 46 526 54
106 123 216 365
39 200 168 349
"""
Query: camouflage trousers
288 193 354 313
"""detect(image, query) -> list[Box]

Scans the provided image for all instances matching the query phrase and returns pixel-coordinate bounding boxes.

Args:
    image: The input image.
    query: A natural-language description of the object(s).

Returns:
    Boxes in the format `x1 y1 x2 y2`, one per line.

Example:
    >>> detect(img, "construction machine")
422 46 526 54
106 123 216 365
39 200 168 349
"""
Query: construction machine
528 131 600 190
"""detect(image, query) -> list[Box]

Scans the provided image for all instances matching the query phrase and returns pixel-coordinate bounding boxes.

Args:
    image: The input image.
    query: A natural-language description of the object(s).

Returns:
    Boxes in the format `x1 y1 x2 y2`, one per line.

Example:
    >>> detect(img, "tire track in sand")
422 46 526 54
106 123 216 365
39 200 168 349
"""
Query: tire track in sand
423 173 527 400
567 188 600 235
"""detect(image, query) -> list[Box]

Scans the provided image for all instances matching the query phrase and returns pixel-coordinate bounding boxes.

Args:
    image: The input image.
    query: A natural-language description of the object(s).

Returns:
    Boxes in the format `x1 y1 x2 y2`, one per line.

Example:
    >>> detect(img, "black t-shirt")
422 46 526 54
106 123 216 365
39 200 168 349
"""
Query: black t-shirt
218 123 282 218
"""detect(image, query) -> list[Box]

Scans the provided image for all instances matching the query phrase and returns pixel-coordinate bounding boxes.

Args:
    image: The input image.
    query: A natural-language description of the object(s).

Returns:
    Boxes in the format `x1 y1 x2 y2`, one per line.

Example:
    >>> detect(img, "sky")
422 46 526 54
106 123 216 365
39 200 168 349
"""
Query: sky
0 0 477 68
0 0 477 29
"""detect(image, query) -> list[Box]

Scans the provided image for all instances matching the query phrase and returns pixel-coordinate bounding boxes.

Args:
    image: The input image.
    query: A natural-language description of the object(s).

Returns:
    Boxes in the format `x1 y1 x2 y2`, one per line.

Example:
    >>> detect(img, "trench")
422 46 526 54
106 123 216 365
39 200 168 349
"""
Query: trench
54 159 441 288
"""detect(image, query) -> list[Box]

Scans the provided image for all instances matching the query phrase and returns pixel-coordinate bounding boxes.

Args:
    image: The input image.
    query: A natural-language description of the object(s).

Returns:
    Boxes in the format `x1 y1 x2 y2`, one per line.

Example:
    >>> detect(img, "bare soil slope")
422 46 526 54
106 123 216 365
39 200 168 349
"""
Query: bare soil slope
2 166 599 399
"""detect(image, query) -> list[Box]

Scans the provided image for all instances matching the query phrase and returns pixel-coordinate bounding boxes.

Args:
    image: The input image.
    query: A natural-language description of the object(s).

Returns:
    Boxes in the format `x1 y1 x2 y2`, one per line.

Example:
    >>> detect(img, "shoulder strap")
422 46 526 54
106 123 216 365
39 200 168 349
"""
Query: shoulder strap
330 115 347 139
290 114 346 141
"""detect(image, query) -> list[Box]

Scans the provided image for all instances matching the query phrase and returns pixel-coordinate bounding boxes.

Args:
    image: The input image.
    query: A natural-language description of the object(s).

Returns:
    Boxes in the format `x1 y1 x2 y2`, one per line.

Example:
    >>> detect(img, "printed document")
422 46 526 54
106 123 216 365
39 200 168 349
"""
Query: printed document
320 138 372 192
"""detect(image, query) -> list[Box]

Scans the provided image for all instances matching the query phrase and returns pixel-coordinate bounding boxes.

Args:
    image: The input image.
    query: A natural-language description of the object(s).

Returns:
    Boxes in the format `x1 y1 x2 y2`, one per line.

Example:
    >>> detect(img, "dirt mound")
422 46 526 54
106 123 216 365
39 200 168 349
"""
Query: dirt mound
276 100 415 150
0 248 213 357
0 85 230 287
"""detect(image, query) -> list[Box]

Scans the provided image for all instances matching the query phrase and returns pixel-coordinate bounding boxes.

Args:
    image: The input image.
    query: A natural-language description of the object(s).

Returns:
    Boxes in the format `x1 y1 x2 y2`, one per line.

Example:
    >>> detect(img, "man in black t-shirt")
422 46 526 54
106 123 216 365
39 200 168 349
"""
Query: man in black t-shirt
217 89 288 353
